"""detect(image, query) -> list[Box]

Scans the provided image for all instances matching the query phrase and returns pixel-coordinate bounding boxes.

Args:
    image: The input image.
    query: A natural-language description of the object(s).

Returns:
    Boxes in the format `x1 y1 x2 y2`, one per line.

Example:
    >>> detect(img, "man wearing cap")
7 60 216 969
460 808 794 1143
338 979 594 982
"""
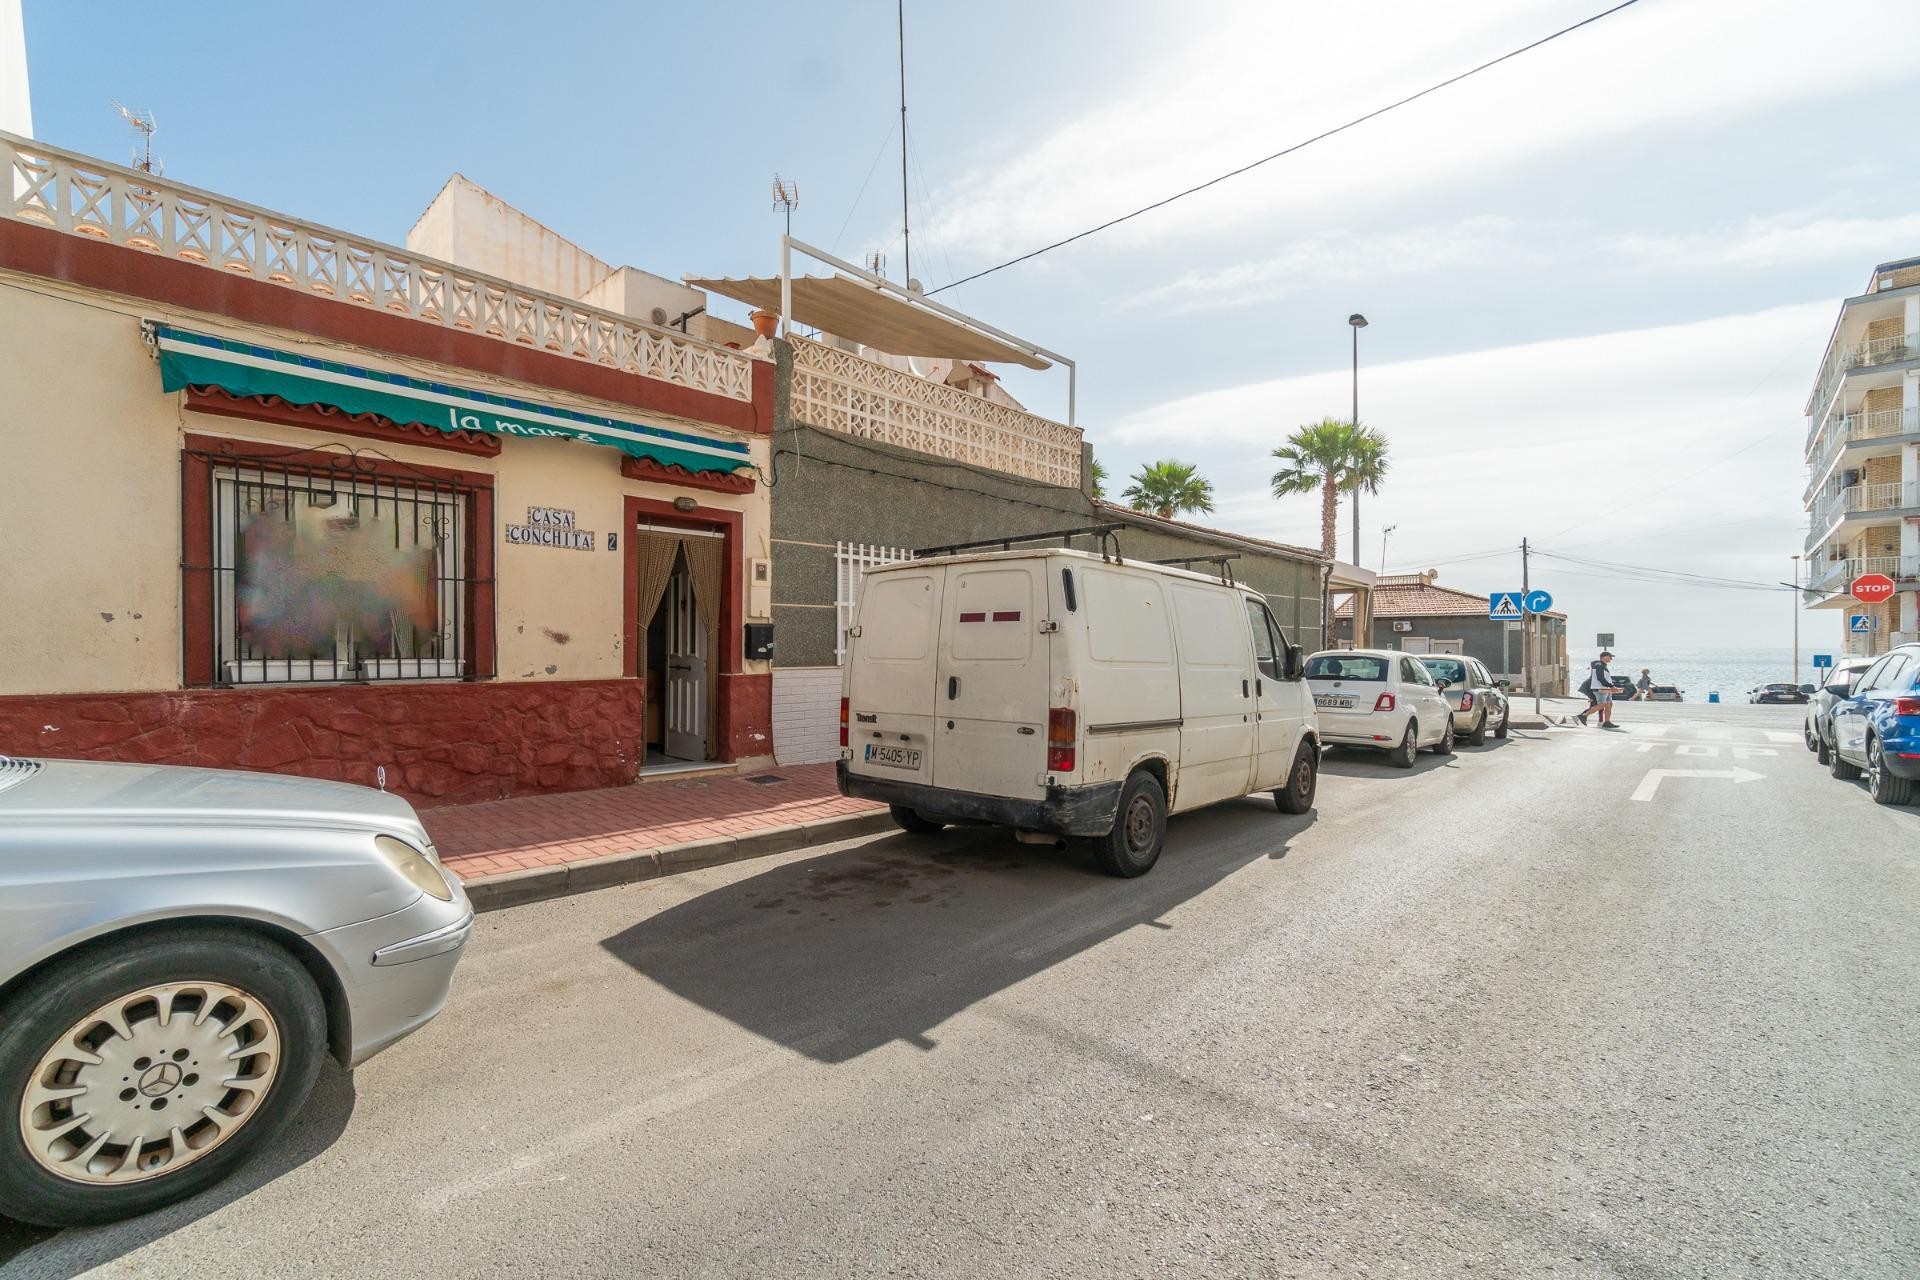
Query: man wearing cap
1575 650 1621 728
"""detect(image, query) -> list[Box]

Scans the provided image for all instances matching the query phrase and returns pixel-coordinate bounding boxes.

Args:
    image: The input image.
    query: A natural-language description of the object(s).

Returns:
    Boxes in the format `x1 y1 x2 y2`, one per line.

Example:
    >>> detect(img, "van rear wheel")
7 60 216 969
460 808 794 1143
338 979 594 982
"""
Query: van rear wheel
889 806 946 835
1093 771 1165 878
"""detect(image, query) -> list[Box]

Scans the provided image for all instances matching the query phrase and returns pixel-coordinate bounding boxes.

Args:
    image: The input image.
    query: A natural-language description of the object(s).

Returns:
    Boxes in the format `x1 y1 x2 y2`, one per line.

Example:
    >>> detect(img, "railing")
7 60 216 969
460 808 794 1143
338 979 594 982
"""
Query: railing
1808 331 1920 427
0 131 756 404
1810 481 1920 540
1803 555 1916 592
789 337 1083 487
1805 407 1919 498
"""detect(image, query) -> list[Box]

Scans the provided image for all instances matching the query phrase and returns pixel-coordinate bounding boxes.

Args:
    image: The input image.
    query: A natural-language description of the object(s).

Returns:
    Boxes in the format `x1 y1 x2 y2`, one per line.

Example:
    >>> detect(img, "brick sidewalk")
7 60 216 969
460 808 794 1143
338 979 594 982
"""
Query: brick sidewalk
423 761 881 880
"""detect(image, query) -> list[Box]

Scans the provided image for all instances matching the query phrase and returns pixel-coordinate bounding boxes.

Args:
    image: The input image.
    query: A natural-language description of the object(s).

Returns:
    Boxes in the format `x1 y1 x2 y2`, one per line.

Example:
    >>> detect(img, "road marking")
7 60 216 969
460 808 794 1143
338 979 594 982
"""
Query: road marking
1732 747 1778 759
1628 725 1670 737
1697 729 1734 741
1674 744 1720 757
1764 731 1800 745
1631 765 1764 801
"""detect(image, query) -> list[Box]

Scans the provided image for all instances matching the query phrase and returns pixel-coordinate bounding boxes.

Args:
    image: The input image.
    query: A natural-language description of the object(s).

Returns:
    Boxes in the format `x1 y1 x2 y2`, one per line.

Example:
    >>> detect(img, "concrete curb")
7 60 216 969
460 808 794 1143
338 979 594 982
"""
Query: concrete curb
459 808 895 913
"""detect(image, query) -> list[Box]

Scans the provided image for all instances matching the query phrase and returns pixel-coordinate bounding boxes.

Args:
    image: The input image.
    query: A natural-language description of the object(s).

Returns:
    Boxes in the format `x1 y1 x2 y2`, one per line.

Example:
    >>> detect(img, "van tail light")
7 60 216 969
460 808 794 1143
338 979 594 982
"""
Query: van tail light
1373 693 1396 712
1894 695 1920 717
1459 692 1474 712
839 697 849 748
1047 707 1077 773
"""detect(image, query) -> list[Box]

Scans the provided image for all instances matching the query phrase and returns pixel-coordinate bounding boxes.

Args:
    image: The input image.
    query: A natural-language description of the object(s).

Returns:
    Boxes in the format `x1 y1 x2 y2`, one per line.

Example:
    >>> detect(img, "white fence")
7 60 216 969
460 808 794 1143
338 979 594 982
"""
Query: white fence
790 338 1082 487
1 131 755 404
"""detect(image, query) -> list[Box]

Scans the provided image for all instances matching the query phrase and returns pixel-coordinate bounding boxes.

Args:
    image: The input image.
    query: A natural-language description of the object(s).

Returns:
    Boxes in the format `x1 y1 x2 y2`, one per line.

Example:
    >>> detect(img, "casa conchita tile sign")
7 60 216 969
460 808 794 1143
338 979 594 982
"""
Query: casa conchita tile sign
505 506 595 551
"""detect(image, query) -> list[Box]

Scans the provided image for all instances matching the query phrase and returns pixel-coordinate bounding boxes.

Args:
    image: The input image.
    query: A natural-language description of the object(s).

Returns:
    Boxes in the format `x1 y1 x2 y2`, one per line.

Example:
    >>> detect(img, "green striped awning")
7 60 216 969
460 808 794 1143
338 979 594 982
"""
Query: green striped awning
154 325 755 476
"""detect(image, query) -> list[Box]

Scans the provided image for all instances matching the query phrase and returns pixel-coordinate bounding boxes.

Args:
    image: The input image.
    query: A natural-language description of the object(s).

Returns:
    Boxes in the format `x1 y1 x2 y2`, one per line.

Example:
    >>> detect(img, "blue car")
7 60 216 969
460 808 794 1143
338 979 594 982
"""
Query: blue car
1828 643 1920 805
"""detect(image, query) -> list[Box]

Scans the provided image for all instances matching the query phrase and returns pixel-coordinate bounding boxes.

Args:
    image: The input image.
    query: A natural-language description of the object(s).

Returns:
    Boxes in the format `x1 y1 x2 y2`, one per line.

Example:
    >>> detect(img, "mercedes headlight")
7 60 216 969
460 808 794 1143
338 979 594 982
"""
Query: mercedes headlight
374 835 453 901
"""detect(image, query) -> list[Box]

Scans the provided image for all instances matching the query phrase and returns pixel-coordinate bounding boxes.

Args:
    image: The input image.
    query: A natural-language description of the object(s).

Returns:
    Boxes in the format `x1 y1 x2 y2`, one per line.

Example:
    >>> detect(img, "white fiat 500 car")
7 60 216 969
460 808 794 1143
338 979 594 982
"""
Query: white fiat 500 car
1305 649 1456 767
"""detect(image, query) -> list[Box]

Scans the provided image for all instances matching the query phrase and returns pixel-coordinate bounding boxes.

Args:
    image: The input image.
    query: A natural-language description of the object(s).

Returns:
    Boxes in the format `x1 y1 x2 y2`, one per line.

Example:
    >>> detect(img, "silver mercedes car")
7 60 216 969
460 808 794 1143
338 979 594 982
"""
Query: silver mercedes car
0 756 472 1227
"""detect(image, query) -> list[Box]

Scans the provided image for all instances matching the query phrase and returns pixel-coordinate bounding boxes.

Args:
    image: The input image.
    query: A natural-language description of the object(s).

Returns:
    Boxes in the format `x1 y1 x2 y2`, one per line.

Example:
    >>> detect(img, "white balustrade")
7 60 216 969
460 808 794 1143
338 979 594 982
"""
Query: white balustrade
789 337 1082 487
1 131 755 404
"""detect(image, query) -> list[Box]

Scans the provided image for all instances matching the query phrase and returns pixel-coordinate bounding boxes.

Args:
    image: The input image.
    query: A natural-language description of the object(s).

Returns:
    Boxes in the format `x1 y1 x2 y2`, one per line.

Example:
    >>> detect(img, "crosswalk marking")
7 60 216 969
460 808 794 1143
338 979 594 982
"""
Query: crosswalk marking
1763 731 1800 745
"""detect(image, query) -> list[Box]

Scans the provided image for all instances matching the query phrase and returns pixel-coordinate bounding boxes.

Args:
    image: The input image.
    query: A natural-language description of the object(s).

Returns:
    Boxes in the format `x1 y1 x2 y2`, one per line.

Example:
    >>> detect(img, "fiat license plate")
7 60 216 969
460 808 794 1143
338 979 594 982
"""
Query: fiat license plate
1314 695 1355 710
864 743 921 770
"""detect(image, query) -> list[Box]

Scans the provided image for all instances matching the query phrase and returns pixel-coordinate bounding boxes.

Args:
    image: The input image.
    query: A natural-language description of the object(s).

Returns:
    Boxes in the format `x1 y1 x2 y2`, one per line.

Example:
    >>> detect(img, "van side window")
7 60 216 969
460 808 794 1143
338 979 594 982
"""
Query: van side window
1244 599 1279 679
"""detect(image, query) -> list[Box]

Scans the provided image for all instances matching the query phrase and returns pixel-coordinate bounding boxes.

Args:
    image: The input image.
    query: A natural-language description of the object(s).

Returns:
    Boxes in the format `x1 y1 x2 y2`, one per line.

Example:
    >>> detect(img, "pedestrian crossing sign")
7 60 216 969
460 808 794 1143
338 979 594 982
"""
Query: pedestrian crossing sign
1488 592 1524 620
1849 614 1874 634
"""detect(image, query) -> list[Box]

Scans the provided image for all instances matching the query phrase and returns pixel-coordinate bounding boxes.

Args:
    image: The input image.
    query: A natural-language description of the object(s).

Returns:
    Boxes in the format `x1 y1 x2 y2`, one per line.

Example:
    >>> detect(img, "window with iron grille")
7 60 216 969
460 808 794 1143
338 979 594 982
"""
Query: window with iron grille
202 457 475 684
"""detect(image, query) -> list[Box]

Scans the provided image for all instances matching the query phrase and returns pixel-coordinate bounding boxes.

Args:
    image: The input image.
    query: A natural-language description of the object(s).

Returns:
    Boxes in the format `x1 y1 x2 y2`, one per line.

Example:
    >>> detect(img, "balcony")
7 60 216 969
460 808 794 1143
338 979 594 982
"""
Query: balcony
1806 481 1920 548
0 131 756 405
1807 331 1920 431
1805 406 1920 498
1803 554 1917 593
788 336 1083 487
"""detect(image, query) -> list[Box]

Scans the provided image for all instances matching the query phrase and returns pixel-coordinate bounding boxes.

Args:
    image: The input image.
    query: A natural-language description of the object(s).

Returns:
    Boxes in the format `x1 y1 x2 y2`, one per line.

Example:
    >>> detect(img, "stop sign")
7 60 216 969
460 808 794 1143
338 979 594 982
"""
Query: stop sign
1850 573 1896 603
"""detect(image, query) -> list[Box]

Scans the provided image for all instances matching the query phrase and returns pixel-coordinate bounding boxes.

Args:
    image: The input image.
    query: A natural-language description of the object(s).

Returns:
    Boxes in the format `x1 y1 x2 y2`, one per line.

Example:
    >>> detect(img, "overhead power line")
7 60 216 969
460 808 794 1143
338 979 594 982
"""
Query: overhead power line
926 0 1644 296
1533 549 1798 593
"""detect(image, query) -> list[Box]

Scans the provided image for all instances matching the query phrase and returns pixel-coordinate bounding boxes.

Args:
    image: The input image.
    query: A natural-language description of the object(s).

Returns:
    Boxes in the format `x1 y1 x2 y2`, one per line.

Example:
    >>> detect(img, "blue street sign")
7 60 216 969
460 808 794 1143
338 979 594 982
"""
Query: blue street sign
1523 589 1553 615
1488 592 1524 620
1812 653 1833 669
1849 614 1875 634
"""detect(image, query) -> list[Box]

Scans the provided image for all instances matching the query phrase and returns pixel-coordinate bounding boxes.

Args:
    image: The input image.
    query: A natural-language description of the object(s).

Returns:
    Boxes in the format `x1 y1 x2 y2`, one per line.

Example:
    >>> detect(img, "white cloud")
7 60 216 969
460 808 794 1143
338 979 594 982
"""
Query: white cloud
1095 301 1845 645
924 0 1919 265
1613 213 1920 270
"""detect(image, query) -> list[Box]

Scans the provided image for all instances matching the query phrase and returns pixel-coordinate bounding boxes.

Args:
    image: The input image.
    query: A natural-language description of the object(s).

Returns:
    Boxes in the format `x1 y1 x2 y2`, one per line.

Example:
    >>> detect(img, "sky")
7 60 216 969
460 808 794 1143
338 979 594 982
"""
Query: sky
19 0 1920 656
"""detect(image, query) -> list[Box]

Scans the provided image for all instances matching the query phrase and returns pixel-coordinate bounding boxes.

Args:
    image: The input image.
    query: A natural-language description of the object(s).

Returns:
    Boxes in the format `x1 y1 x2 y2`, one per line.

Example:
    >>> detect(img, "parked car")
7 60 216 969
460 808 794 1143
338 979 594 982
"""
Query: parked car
1750 683 1809 704
0 758 472 1227
1646 685 1683 702
1827 644 1920 804
837 548 1319 878
1307 648 1456 767
1416 655 1510 744
1804 658 1875 763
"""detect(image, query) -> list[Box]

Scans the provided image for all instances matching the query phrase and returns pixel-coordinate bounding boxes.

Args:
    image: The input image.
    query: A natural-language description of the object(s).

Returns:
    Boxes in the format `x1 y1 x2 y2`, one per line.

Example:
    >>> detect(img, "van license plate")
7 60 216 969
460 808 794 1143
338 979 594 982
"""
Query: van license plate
864 744 921 771
1314 695 1355 710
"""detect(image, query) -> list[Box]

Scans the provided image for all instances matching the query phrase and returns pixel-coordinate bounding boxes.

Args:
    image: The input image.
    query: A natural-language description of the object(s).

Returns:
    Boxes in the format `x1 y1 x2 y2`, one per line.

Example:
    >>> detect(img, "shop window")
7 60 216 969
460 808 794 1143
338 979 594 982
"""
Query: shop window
198 455 479 684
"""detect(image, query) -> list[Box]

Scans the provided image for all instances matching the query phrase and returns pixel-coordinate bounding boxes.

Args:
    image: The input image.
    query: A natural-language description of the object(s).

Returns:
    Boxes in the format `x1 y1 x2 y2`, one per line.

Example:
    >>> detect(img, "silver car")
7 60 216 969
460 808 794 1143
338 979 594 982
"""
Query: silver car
0 757 472 1227
1805 658 1875 764
1416 655 1511 745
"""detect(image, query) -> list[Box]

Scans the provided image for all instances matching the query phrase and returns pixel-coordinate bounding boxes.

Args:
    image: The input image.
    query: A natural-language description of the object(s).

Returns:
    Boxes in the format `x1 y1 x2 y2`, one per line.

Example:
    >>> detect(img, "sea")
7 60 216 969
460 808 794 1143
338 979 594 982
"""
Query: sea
1571 646 1823 701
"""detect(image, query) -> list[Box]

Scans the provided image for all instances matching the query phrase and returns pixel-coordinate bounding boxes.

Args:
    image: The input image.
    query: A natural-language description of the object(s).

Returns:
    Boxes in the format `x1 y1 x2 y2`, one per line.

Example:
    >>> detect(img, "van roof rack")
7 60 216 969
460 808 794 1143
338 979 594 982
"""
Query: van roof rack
1153 553 1238 585
915 523 1124 562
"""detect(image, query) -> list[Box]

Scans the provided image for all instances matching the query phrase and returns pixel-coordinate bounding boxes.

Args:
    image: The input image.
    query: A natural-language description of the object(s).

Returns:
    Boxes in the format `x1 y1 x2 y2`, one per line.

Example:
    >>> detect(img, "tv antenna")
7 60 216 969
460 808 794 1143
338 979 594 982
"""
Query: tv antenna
864 250 886 279
112 101 161 174
896 0 909 284
771 174 800 236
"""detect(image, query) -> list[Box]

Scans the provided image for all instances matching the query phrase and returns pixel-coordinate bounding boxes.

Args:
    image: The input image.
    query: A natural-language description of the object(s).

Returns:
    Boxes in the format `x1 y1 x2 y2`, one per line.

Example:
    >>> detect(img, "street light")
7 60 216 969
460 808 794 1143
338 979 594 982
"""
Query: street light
1348 313 1368 566
1791 553 1800 687
1380 523 1398 571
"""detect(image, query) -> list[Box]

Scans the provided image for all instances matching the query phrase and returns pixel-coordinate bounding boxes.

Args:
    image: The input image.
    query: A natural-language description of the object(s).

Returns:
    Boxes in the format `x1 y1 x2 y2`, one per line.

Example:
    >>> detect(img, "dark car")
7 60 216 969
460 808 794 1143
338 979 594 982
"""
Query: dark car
1750 682 1809 705
1829 645 1920 804
1647 685 1683 702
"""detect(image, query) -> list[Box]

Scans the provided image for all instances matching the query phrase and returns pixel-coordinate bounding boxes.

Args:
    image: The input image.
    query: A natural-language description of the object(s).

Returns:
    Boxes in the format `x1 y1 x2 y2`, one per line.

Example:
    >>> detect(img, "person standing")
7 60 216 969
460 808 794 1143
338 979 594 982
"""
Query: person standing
1635 668 1653 702
1575 650 1620 728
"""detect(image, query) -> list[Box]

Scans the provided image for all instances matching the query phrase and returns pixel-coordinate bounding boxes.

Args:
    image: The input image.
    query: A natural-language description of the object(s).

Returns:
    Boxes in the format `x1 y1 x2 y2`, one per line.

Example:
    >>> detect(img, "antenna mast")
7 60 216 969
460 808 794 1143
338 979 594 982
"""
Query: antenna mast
112 100 159 174
897 0 910 285
771 174 799 237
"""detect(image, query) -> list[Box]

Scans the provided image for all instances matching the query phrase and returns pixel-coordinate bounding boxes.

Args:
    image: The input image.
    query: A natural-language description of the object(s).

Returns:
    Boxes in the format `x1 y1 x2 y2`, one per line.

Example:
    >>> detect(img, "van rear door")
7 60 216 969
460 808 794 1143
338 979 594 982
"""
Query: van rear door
932 559 1049 800
844 565 943 788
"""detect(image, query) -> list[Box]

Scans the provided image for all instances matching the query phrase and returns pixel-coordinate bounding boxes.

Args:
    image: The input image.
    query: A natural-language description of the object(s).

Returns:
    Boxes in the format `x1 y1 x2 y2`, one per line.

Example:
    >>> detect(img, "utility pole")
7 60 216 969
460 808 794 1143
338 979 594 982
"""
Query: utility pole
1523 537 1538 716
897 0 911 286
1791 553 1801 687
1348 313 1368 563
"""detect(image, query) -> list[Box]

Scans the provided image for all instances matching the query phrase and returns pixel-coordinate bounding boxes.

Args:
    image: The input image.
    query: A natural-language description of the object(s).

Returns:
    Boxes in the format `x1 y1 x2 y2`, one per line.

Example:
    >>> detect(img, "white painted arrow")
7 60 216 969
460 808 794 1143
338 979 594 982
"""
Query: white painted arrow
1630 766 1764 802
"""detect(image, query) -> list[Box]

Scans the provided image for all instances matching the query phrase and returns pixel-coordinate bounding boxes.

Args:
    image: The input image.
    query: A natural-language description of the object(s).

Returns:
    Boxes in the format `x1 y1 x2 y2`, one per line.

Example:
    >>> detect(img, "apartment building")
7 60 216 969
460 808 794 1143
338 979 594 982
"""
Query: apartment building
1802 255 1920 656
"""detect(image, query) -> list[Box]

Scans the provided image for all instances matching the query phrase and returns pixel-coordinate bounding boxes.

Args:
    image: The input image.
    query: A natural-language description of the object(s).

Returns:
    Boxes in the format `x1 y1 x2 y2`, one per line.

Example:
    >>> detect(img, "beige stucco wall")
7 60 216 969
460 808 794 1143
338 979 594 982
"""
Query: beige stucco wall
406 175 612 302
0 272 770 697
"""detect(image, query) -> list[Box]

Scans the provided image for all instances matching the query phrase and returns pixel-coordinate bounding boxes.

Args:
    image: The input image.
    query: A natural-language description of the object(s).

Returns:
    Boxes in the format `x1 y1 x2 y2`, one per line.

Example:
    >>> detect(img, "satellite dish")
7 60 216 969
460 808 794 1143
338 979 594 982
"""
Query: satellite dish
649 307 670 326
906 277 925 295
908 356 953 383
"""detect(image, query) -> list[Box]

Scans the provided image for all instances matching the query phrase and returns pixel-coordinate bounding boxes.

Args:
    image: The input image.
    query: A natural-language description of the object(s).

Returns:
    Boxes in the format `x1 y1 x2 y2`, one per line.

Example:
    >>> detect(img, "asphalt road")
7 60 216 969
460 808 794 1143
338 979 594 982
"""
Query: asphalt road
5 702 1916 1278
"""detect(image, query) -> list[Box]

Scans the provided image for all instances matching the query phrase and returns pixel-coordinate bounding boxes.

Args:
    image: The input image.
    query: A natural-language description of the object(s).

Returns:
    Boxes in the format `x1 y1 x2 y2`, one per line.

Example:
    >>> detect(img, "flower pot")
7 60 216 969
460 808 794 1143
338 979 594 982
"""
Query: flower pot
749 309 779 339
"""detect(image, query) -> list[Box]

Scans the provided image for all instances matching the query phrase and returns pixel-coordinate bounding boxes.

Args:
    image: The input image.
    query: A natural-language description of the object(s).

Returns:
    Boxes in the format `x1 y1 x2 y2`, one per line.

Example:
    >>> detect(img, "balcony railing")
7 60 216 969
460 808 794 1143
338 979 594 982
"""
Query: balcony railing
788 337 1083 487
1808 331 1920 428
1 131 756 405
1803 555 1917 592
1805 406 1920 497
1808 481 1920 545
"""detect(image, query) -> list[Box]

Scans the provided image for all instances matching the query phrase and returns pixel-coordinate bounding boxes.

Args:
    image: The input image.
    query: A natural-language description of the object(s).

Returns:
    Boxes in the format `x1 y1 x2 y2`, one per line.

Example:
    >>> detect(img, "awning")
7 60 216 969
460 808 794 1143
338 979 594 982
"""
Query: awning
684 274 1052 371
153 326 755 475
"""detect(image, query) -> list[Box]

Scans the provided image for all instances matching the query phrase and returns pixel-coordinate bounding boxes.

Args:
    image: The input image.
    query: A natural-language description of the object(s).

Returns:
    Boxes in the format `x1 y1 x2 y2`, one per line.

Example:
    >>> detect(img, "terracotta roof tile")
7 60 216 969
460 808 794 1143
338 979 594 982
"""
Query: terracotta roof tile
1336 579 1566 620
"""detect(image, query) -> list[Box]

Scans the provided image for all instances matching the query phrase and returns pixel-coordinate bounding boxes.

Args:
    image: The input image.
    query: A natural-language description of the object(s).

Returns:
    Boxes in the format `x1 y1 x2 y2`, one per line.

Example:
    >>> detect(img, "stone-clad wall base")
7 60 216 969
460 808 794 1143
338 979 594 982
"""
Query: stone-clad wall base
0 680 645 808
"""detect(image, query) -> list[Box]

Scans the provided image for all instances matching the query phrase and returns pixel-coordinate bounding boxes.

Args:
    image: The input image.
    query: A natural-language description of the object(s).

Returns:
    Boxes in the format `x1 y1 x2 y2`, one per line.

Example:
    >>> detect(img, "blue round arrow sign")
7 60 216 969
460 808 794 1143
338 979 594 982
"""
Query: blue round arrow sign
1523 589 1553 614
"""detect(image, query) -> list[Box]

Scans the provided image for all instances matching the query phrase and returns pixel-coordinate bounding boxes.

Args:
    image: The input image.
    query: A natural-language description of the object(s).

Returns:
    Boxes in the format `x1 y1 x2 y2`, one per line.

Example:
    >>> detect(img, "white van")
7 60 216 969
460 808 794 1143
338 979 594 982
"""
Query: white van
836 548 1320 876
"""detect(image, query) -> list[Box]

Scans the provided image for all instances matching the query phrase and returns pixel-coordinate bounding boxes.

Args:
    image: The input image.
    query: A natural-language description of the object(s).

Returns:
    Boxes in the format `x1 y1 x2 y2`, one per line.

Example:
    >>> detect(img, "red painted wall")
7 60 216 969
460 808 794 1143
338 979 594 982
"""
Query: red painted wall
0 680 644 809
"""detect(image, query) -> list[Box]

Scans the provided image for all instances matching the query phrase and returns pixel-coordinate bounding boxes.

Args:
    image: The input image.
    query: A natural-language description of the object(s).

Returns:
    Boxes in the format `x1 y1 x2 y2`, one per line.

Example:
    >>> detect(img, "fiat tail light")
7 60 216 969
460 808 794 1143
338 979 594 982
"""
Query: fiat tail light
1373 693 1396 712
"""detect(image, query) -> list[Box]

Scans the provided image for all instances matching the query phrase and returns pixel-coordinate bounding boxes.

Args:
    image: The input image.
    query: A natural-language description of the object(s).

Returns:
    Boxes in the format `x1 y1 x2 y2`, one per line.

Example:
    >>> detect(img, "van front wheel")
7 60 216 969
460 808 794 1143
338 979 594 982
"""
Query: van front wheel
1274 743 1317 815
889 805 946 835
1093 771 1166 878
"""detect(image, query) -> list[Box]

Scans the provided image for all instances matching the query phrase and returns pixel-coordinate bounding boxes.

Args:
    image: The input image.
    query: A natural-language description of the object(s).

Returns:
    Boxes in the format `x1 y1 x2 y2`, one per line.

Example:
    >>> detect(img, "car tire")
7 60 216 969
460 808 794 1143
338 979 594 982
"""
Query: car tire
1429 716 1455 756
1829 742 1862 781
1493 704 1510 740
889 805 946 835
1815 733 1831 766
1093 770 1166 878
1466 710 1488 747
0 927 327 1228
1274 742 1318 815
1804 723 1819 753
1388 721 1417 769
1867 737 1913 806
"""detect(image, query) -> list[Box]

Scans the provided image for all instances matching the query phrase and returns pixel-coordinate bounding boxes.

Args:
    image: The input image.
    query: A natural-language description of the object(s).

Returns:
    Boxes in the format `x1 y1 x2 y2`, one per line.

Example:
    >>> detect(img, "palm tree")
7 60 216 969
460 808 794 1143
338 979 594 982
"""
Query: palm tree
1269 419 1391 559
1088 457 1108 501
1122 459 1214 520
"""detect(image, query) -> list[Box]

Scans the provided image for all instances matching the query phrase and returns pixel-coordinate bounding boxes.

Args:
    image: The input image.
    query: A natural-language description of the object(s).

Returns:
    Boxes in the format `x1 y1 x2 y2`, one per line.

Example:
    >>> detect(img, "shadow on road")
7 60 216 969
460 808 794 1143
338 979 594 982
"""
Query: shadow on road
0 1060 358 1277
600 799 1314 1065
1318 746 1459 779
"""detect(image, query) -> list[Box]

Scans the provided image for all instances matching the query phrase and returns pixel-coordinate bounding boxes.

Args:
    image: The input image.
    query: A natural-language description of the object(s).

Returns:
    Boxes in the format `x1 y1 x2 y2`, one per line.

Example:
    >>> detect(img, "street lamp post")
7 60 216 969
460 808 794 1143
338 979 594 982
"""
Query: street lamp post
1791 554 1800 687
1348 313 1367 566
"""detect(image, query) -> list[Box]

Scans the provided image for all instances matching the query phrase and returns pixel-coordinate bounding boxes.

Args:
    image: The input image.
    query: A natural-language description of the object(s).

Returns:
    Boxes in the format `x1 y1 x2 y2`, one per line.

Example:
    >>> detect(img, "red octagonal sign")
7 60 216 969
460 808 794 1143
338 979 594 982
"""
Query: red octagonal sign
1851 572 1896 604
